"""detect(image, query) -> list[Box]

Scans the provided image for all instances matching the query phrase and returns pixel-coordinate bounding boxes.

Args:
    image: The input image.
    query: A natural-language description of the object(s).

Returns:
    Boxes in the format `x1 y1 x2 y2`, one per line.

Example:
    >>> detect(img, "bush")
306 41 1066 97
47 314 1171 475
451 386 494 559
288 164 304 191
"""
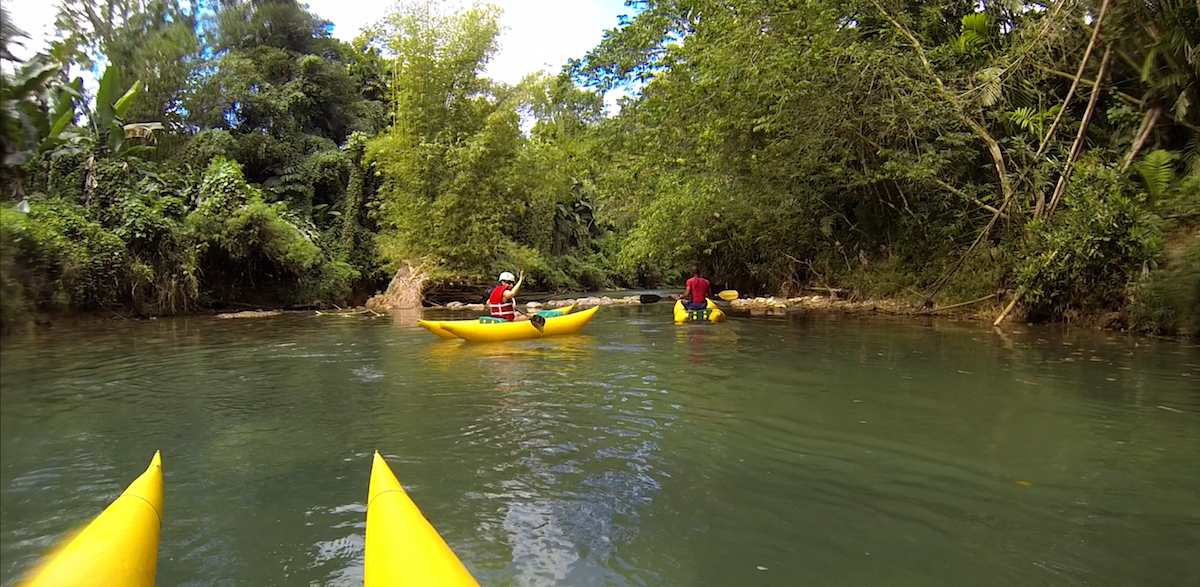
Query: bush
1016 165 1162 319
1131 229 1200 336
0 200 129 323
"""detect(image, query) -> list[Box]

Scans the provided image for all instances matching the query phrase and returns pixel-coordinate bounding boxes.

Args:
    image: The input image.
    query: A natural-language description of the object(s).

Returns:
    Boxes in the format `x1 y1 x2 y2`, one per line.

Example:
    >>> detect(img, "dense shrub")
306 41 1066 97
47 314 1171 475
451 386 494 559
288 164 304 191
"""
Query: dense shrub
1016 165 1163 319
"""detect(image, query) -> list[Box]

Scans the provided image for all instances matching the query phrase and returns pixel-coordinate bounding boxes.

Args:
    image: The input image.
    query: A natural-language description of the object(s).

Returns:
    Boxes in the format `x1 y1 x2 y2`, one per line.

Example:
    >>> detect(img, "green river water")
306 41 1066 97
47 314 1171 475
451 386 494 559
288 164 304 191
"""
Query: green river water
1 305 1198 587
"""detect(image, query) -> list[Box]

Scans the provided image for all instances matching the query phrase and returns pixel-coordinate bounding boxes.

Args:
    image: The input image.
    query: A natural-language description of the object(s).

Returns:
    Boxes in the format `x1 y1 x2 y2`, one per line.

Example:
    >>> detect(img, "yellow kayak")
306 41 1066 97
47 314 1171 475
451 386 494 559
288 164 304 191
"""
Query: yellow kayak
21 452 163 587
674 299 727 323
418 304 576 338
366 452 480 587
441 305 600 342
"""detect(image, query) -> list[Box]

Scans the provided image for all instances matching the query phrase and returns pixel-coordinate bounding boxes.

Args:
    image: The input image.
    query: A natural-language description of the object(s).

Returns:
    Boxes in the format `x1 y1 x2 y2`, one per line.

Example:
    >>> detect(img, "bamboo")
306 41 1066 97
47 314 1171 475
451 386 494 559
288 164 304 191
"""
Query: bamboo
933 293 996 312
1035 0 1111 161
1120 106 1163 172
993 291 1023 327
993 251 1058 327
1046 46 1114 218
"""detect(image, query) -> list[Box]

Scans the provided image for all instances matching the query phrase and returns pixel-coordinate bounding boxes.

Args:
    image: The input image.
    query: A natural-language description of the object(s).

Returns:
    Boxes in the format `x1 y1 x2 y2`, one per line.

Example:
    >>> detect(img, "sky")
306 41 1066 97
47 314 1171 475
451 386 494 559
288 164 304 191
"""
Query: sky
2 0 633 86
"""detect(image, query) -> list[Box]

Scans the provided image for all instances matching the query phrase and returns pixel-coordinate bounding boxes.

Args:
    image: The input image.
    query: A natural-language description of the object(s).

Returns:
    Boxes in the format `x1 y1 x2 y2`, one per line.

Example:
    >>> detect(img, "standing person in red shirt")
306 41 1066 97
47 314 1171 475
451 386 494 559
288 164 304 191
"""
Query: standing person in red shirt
681 266 711 311
488 270 529 321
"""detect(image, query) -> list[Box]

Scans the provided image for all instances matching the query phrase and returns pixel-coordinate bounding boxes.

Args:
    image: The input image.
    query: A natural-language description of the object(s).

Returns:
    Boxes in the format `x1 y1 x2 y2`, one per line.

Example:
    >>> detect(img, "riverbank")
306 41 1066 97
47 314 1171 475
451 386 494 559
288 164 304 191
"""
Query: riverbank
3 289 1194 338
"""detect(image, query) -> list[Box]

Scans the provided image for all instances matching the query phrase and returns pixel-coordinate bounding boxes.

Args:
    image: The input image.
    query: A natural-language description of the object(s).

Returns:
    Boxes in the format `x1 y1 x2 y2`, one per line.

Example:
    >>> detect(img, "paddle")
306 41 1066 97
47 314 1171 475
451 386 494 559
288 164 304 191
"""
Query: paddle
640 290 738 304
530 313 546 333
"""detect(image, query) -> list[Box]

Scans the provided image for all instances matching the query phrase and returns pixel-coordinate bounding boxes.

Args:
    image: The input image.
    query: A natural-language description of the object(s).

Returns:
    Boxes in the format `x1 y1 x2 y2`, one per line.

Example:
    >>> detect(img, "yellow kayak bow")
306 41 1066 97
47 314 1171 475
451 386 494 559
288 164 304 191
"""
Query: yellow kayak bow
21 451 163 587
365 452 480 587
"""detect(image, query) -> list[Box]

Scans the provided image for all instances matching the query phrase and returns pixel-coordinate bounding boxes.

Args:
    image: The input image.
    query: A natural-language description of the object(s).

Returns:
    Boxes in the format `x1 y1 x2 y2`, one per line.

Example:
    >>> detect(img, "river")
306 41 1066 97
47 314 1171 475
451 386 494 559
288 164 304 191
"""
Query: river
1 306 1197 587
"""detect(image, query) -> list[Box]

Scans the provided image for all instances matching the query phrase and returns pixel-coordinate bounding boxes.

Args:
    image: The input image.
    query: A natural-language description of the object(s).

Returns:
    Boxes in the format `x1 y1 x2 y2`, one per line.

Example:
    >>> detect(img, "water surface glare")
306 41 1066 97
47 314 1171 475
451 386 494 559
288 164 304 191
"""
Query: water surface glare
1 307 1198 586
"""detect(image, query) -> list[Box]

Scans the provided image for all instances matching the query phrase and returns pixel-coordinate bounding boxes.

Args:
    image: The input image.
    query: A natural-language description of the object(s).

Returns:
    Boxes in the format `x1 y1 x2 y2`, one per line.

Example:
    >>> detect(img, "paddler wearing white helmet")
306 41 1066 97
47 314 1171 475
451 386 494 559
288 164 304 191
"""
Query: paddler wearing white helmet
487 269 528 321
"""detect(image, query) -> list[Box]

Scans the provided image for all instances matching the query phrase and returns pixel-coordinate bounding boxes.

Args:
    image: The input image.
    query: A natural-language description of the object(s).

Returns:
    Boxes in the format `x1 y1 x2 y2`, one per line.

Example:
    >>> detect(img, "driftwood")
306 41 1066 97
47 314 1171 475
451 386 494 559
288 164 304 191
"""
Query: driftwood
315 308 382 317
217 310 283 319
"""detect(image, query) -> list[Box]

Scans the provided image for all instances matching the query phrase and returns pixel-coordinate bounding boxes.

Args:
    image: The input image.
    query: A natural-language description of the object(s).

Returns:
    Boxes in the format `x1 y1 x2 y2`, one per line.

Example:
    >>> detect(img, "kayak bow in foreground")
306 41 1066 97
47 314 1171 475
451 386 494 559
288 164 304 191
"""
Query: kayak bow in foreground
21 451 163 587
366 452 480 587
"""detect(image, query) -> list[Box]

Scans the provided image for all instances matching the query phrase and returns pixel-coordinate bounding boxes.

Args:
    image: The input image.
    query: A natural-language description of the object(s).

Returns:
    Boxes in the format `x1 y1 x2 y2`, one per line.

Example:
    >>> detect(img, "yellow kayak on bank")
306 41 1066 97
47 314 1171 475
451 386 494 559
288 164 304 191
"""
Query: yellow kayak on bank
674 299 727 323
440 305 600 342
418 304 576 339
366 452 479 587
21 452 163 587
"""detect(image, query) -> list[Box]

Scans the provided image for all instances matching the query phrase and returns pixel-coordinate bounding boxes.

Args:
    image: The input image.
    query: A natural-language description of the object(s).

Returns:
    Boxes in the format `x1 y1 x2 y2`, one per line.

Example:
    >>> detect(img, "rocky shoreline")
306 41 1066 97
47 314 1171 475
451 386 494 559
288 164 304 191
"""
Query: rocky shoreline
431 293 1001 321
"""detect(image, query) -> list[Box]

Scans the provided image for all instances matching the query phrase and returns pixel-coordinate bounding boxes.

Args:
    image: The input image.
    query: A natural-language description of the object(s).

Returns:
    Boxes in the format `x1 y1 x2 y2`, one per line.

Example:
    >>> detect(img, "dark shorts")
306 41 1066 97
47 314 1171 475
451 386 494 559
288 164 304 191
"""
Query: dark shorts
683 299 707 311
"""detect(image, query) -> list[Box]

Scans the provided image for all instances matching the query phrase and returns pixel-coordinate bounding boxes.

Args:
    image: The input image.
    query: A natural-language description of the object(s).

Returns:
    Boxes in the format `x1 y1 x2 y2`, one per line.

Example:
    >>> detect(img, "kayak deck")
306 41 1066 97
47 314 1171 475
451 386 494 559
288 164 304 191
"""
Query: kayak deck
441 305 600 342
418 304 577 338
674 299 727 323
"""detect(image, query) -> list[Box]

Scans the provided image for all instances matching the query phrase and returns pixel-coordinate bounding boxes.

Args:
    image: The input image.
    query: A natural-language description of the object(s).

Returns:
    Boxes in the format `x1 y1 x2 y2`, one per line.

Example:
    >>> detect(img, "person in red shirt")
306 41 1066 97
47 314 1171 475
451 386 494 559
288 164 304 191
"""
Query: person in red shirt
681 266 711 311
488 270 529 321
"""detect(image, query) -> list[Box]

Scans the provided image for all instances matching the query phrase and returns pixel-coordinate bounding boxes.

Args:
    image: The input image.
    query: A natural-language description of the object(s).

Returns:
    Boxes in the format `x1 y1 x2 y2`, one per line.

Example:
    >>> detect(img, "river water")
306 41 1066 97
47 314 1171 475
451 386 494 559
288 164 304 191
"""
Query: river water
1 306 1197 587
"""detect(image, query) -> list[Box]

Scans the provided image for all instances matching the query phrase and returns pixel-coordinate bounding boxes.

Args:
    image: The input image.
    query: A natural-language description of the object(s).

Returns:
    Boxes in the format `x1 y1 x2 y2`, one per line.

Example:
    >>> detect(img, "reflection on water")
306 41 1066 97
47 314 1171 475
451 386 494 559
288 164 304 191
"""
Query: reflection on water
1 308 1198 587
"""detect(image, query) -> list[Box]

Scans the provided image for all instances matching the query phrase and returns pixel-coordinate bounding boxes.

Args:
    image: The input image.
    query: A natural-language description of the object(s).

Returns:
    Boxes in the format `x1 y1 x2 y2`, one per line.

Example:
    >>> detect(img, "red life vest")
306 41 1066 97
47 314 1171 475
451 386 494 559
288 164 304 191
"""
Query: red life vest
488 285 516 320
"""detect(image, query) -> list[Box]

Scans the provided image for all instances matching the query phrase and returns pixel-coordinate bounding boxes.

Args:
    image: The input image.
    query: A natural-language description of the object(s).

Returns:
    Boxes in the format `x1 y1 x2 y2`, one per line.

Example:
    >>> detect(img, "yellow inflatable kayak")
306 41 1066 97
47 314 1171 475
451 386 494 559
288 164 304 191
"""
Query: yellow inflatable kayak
21 452 163 587
674 299 727 323
418 304 576 338
366 452 480 587
439 305 600 342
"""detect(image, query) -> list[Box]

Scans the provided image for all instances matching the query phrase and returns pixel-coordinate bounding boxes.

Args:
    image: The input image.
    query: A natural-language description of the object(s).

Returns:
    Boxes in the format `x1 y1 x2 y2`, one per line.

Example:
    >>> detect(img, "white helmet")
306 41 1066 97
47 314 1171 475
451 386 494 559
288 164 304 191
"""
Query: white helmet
498 271 516 282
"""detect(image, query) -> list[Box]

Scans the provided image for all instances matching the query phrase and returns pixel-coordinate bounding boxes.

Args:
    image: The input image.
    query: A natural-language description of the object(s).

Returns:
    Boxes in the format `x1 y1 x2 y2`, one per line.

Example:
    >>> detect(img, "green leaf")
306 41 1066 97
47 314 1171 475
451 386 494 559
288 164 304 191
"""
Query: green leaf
39 110 75 152
113 80 143 120
961 13 990 37
96 65 121 126
1136 149 1177 202
11 59 60 97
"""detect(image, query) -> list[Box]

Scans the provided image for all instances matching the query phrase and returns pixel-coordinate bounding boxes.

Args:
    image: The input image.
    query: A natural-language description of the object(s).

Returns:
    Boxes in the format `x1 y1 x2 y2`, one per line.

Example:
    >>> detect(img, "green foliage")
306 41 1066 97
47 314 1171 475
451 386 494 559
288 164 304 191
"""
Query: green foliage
0 200 127 318
1016 165 1163 318
1131 231 1200 336
1136 149 1178 203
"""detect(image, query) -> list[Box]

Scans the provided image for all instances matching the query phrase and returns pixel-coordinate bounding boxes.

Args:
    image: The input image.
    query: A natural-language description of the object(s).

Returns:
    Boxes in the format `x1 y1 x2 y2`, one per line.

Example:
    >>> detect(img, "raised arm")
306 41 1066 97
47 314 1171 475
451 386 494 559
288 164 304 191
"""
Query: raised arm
503 270 525 301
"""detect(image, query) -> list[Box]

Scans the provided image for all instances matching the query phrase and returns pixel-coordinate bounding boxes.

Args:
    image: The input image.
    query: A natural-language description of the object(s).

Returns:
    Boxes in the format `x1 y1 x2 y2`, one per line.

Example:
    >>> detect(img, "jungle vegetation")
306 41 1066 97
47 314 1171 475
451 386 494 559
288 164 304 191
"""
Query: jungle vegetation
1 0 1196 335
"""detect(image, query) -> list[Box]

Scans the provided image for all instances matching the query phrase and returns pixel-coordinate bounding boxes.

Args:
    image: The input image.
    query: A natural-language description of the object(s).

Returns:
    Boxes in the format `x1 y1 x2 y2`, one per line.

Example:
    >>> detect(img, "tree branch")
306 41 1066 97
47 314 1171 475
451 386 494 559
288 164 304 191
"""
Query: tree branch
929 177 1009 219
1046 46 1114 218
868 0 1014 209
1034 0 1111 165
1121 106 1163 172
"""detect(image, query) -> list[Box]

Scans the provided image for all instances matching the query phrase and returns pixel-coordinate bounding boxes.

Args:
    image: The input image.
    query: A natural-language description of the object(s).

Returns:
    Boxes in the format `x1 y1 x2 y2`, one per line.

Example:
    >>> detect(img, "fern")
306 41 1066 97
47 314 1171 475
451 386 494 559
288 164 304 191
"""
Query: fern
1136 149 1178 203
1183 136 1200 177
976 67 1005 107
961 13 991 37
